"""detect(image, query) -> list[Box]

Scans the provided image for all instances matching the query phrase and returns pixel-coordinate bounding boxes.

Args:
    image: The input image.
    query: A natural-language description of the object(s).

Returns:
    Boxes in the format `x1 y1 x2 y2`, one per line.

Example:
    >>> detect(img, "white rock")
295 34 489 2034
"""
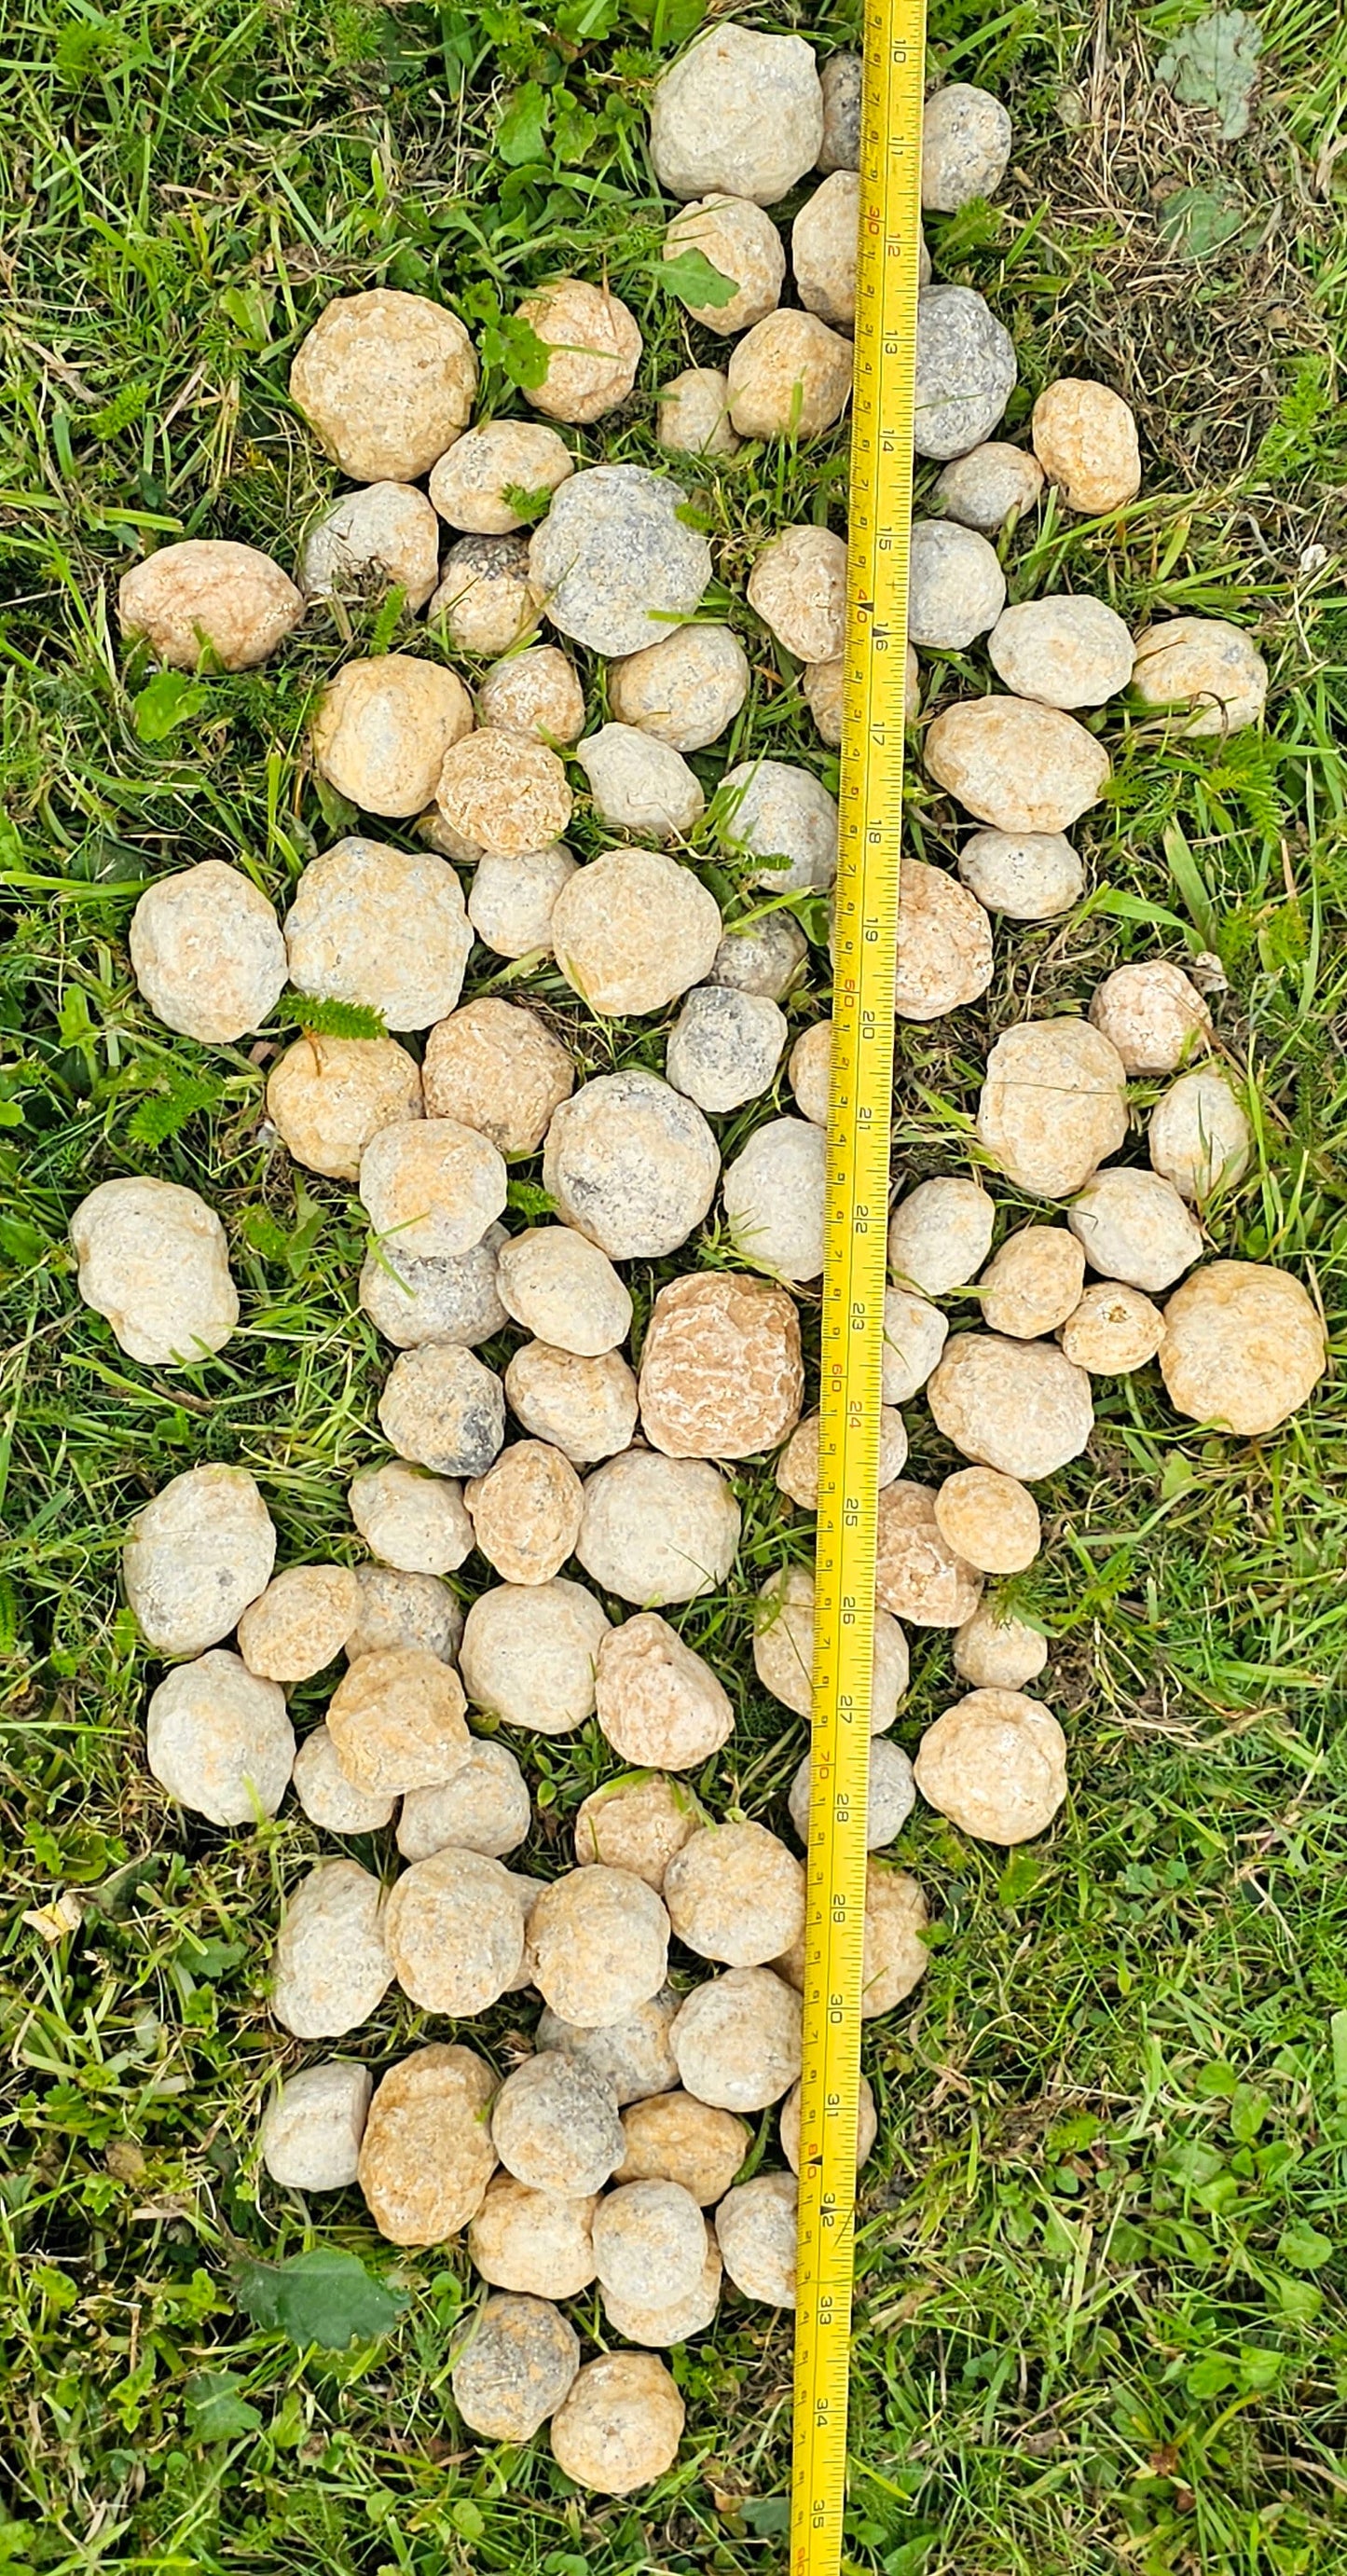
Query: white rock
1089 961 1213 1076
709 912 808 999
791 171 859 331
468 844 577 959
748 525 847 663
1148 1068 1253 1201
1131 617 1268 736
577 1451 740 1606
285 837 472 1030
722 1117 827 1281
123 1464 275 1657
958 828 1083 920
663 195 785 332
289 289 476 482
893 855 994 1020
649 26 823 203
926 1333 1094 1480
887 1176 994 1294
575 725 705 840
656 367 741 460
989 595 1134 709
543 1070 720 1260
609 626 749 754
789 1737 915 1850
359 1228 508 1352
914 285 1017 460
1158 1260 1326 1435
129 861 286 1043
359 1118 507 1262
666 986 788 1113
292 1724 397 1834
429 419 574 534
922 84 1012 210
1067 1167 1204 1293
397 1738 530 1860
298 482 440 610
725 310 854 440
934 442 1044 532
71 1177 237 1367
260 2061 373 2190
460 1578 611 1734
311 654 474 820
497 1229 631 1357
977 1017 1129 1198
271 1858 392 2039
147 1649 293 1825
721 759 838 894
516 279 641 425
907 519 1005 650
924 696 1110 833
954 1602 1048 1689
529 465 710 657
475 647 585 747
349 1461 474 1575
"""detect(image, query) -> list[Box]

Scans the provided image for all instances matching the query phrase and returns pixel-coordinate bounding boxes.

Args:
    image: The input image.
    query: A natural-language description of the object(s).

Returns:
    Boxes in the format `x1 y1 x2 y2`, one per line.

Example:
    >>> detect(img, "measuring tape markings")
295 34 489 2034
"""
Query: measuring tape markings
790 2 928 2569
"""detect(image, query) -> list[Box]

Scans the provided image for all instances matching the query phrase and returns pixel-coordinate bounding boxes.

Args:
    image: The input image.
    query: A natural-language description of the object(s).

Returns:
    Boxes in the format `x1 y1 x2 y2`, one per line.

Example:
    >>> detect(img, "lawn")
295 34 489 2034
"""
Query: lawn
4 0 1347 2570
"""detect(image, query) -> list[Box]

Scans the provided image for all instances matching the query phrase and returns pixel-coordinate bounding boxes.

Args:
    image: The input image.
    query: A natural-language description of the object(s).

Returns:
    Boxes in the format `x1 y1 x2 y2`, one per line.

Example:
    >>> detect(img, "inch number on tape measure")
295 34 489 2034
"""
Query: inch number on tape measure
790 2 927 2570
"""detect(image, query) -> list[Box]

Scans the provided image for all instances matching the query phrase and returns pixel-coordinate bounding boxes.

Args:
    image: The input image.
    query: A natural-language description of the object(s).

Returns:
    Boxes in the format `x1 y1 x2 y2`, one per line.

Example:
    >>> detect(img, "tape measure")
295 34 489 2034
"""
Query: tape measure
790 4 927 2569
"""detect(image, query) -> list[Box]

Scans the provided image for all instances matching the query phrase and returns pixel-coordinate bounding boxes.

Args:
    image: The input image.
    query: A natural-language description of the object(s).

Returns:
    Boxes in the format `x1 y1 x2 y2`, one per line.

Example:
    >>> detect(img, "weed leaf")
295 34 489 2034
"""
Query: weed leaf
235 2247 406 2349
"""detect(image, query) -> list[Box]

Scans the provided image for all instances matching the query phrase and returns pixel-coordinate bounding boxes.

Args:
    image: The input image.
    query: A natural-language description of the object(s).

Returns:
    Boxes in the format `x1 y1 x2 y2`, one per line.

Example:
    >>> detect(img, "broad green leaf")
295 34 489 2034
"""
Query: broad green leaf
497 79 549 167
1157 185 1247 261
235 2246 407 2349
1228 2082 1269 2143
185 2370 263 2439
1276 2220 1334 2271
659 248 739 310
132 669 212 743
1185 2352 1233 2400
1156 8 1261 139
997 1849 1042 1907
218 283 275 348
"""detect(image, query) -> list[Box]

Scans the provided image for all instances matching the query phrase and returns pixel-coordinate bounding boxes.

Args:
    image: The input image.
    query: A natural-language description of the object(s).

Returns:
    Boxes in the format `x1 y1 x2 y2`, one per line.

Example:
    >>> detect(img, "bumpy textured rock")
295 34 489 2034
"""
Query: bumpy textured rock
726 310 854 439
123 1463 275 1658
780 2070 876 2175
130 861 286 1044
908 519 1006 650
914 285 1017 459
715 2170 798 2305
147 1650 293 1825
574 1774 703 1889
378 1343 505 1478
579 1453 740 1608
466 1440 583 1585
544 1070 719 1260
529 465 710 656
1068 1168 1203 1293
957 828 1084 920
71 1177 237 1367
818 50 862 172
267 1033 422 1182
977 1018 1129 1197
397 1737 530 1861
596 1612 735 1767
804 654 845 746
435 730 572 861
921 82 1012 209
927 1333 1094 1480
670 1967 802 2111
989 595 1134 710
722 758 838 894
878 1286 946 1405
874 1481 983 1628
529 1866 671 2031
272 1859 392 2038
312 654 474 819
593 2178 707 2312
1090 961 1213 1075
749 525 847 663
934 441 1045 532
599 2230 722 2348
360 1228 508 1352
429 533 540 655
387 1845 524 2014
925 696 1109 833
791 171 859 329
934 1467 1040 1576
574 727 706 841
650 26 823 202
1132 616 1268 736
1060 1282 1164 1373
422 999 573 1160
1158 1260 1326 1435
237 1564 360 1683
537 1989 680 2107
664 194 786 332
475 646 584 746
610 625 749 755
260 2060 373 2191
978 1225 1086 1339
915 1689 1067 1842
887 1176 995 1294
1032 378 1141 515
753 1566 910 1731
639 1273 803 1460
291 289 476 480
858 1863 931 2015
1149 1069 1253 1201
469 2176 598 2297
893 855 994 1019
460 1577 610 1734
954 1603 1048 1689
516 278 640 424
118 540 302 671
360 1117 507 1263
504 1343 638 1466
292 1723 396 1834
326 1645 470 1796
776 1408 909 1511
497 1229 631 1358
451 2294 580 2443
665 1822 804 1967
429 419 574 533
722 1117 827 1282
667 985 787 1115
789 1020 832 1125
345 1567 463 1665
468 844 577 959
710 912 808 999
357 2043 496 2243
299 482 441 610
550 2350 685 2496
618 2090 749 2202
656 366 741 459
285 838 472 1030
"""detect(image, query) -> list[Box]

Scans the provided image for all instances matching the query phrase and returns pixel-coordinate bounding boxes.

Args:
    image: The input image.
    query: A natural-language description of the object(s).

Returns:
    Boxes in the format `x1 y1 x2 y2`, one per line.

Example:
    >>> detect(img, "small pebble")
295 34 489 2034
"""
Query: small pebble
916 1689 1068 1843
537 1989 680 2107
657 367 741 459
504 1342 639 1465
1148 1069 1252 1201
989 594 1134 709
1059 1282 1165 1374
470 2175 598 2298
789 1020 832 1124
357 2041 497 2243
147 1649 293 1826
887 1175 995 1293
926 1333 1094 1481
71 1177 237 1368
874 1480 983 1629
397 1737 530 1862
596 1612 735 1769
528 1867 671 2033
1067 1167 1204 1293
1158 1260 1326 1435
271 1858 392 2039
292 1723 397 1835
451 2294 580 2444
550 2351 685 2497
428 533 540 656
358 1228 508 1352
954 1602 1048 1689
775 1407 909 1510
934 1467 1040 1575
386 1844 525 2014
934 441 1045 532
123 1463 275 1659
924 696 1110 833
237 1564 361 1683
1089 960 1213 1075
496 1228 632 1357
118 538 302 672
818 52 862 173
788 1739 915 1851
978 1225 1086 1339
326 1644 470 1796
670 1967 802 2113
1131 616 1268 736
465 1439 584 1585
344 1566 463 1664
638 1271 804 1462
882 1283 949 1401
710 911 808 999
893 855 994 1019
791 171 859 330
574 1774 704 1890
359 1116 507 1262
430 418 573 533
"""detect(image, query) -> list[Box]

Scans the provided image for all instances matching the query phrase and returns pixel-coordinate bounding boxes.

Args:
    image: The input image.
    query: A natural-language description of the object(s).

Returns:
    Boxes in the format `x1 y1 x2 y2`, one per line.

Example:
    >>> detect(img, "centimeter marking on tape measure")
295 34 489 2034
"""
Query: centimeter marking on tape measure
790 0 927 2569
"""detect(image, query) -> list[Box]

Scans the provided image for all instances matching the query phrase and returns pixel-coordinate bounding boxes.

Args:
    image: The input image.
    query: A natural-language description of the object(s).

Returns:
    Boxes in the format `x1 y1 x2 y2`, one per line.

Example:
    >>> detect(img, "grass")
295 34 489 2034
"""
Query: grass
4 0 1347 2569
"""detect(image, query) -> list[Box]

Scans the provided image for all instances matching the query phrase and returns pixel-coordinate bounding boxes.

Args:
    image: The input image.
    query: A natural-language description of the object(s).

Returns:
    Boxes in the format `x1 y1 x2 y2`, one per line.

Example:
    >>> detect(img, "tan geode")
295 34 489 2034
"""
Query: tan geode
386 1845 525 2013
517 278 641 423
861 1863 932 2015
669 1967 802 2113
1158 1260 1326 1435
421 998 573 1159
752 1567 910 1731
638 1272 804 1461
429 419 574 533
550 2352 685 2498
926 1334 1094 1481
504 1343 639 1467
271 1859 392 2039
978 1225 1086 1339
357 2043 497 2245
933 1469 1040 1576
617 2091 749 2204
359 1117 506 1262
450 2294 580 2443
748 525 847 664
726 310 854 440
291 288 477 481
71 1177 237 1368
596 1613 735 1770
435 730 572 859
122 1462 275 1659
130 861 286 1043
266 1033 422 1182
237 1564 361 1682
465 1440 583 1585
1030 377 1141 516
528 1865 671 2029
578 1451 740 1605
311 655 474 820
893 856 994 1020
1089 961 1213 1075
551 849 722 1018
117 539 302 671
325 1646 471 1796
1060 1284 1165 1374
915 1689 1068 1843
285 838 472 1030
976 1017 1129 1199
664 1822 804 1968
924 696 1110 833
469 2176 599 2296
874 1481 983 1627
475 647 585 749
574 1773 704 1889
664 195 785 332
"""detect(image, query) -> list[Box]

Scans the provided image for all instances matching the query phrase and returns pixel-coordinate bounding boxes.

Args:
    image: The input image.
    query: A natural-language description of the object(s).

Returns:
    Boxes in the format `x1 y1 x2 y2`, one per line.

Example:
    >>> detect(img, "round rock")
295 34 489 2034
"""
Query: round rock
357 2042 496 2243
267 1032 422 1182
290 288 476 481
665 1822 804 1967
460 1577 610 1735
387 1845 524 2014
954 1603 1048 1689
790 1020 832 1125
1158 1260 1326 1436
664 194 785 332
544 1069 719 1260
790 1737 915 1851
117 539 302 672
934 1467 1040 1575
529 465 710 657
397 1737 530 1862
147 1649 293 1826
722 1116 827 1282
618 2091 749 2202
1031 378 1141 516
468 844 577 959
804 654 845 745
517 277 640 424
958 827 1084 920
469 2177 598 2298
670 1967 802 2112
1132 616 1268 736
504 1343 638 1466
292 1723 396 1834
285 837 471 1030
709 912 808 1000
978 1225 1086 1339
726 310 854 440
596 1612 735 1767
260 2061 372 2192
776 1408 909 1512
344 1567 462 1666
874 1481 983 1628
492 2050 627 2196
529 1866 671 2032
1068 1167 1203 1293
360 1117 507 1262
1089 961 1213 1075
423 999 573 1159
496 1228 631 1358
988 594 1134 710
451 2294 580 2444
359 1228 508 1352
378 1343 505 1478
780 2069 876 2175
907 518 1006 650
435 730 572 861
977 1017 1129 1197
1149 1069 1252 1201
271 1858 392 2039
325 1645 470 1797
298 482 441 611
429 419 574 534
579 1452 740 1608
925 696 1109 833
915 1689 1068 1843
749 524 847 663
927 1333 1094 1480
721 758 838 894
792 171 859 330
312 654 474 820
887 1176 995 1294
71 1177 237 1368
537 1989 680 2107
753 1566 909 1731
893 855 994 1020
638 1271 804 1460
550 2351 685 2496
1060 1282 1165 1374
593 2178 707 2313
237 1564 360 1683
859 1863 931 2016
466 1440 583 1585
429 533 540 657
599 2230 722 2348
922 81 1012 210
574 727 705 841
130 861 286 1044
610 625 749 756
657 366 740 459
574 1774 703 1889
649 25 823 203
914 285 1017 460
667 985 788 1114
882 1284 949 1401
934 441 1045 533
475 645 585 746
123 1463 275 1658
818 51 862 172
